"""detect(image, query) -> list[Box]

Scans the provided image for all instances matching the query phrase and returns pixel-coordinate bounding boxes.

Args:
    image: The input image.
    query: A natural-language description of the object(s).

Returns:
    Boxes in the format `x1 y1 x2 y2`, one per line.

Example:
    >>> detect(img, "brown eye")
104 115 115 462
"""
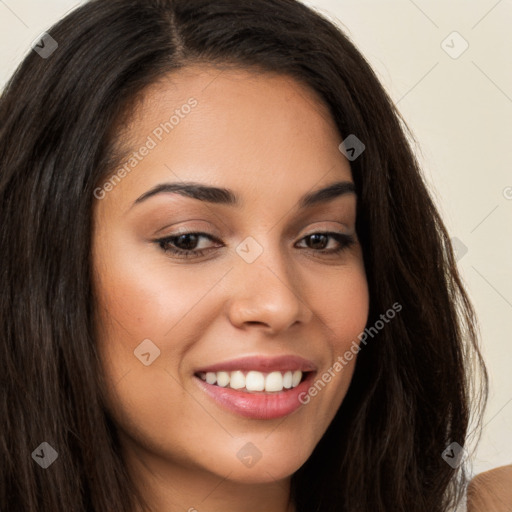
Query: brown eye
155 231 355 261
172 233 202 251
296 232 356 254
156 232 222 259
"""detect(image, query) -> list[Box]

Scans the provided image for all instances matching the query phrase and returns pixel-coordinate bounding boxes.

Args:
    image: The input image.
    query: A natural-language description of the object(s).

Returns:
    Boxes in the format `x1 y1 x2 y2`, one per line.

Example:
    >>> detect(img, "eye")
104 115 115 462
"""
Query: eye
156 232 221 259
297 232 356 254
154 231 356 260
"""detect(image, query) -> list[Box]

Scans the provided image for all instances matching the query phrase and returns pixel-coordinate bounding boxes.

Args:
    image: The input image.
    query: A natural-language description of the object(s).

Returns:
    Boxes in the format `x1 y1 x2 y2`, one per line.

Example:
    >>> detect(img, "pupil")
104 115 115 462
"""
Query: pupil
309 234 327 249
177 234 198 250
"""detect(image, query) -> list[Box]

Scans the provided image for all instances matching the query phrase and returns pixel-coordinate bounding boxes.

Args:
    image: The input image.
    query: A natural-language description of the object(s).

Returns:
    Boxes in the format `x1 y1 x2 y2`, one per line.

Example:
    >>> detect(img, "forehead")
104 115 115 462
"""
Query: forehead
100 64 353 215
121 63 343 160
131 63 335 128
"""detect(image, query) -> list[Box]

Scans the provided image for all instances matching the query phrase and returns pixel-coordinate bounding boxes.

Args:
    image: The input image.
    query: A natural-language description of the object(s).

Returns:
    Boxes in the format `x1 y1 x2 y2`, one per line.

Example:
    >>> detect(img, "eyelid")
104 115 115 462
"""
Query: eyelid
156 223 353 242
157 216 353 235
300 224 354 237
153 221 221 238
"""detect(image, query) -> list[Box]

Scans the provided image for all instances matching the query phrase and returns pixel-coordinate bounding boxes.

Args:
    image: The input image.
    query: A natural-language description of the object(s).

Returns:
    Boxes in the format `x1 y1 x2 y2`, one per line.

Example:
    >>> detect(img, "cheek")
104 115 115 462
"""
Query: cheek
326 273 369 340
92 228 225 348
91 245 212 456
308 254 370 348
298 258 369 424
91 231 232 419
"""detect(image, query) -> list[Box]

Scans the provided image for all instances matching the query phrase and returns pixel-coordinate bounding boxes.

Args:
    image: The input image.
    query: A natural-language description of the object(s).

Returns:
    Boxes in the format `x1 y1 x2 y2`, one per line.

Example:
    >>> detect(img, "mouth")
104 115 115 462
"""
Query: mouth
194 369 309 393
193 355 317 420
193 371 316 420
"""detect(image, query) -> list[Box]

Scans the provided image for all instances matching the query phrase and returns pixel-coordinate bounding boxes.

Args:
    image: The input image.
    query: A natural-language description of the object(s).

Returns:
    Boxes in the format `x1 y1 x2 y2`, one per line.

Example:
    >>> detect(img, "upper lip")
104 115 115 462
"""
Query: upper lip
195 355 317 374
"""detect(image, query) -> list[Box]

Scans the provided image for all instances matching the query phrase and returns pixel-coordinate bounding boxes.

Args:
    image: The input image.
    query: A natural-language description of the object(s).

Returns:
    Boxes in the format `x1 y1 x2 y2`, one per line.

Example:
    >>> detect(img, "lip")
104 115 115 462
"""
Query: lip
194 370 317 420
194 354 318 374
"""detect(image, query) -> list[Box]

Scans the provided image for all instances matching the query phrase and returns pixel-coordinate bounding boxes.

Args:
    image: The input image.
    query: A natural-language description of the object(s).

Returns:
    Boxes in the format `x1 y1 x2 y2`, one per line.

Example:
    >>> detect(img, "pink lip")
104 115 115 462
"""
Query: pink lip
194 354 317 374
194 370 316 420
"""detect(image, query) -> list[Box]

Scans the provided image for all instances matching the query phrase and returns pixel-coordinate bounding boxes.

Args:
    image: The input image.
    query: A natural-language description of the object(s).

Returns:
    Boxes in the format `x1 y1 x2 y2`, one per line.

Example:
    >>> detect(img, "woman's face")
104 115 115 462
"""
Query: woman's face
92 64 369 493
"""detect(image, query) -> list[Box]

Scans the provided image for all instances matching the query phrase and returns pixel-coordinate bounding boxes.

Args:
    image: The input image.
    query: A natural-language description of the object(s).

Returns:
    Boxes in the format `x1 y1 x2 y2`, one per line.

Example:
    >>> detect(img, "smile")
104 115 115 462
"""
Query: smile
196 370 305 393
193 355 318 420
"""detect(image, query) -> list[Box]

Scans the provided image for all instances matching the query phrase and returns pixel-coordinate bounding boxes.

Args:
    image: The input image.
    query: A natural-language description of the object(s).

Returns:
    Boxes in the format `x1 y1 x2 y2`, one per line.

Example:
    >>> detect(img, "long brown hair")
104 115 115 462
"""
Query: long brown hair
0 0 487 510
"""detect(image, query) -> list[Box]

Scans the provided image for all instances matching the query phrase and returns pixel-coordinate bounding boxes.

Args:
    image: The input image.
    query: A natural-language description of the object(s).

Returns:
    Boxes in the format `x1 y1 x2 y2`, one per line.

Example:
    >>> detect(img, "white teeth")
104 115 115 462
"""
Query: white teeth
292 370 302 387
216 371 230 387
265 371 283 392
205 372 217 385
245 371 265 391
230 371 245 389
197 369 304 392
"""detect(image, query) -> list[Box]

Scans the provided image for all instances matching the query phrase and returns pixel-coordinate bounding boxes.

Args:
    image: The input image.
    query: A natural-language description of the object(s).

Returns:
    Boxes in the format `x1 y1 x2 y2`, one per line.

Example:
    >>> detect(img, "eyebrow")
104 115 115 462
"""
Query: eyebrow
131 180 356 210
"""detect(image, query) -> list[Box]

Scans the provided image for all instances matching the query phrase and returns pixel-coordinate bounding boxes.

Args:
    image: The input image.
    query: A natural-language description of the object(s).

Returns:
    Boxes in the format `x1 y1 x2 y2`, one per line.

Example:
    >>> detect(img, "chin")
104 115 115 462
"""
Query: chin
200 439 313 484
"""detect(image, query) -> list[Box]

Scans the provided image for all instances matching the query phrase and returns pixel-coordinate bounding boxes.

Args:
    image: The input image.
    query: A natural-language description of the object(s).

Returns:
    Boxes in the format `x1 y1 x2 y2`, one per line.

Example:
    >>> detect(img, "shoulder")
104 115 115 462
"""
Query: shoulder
467 465 512 511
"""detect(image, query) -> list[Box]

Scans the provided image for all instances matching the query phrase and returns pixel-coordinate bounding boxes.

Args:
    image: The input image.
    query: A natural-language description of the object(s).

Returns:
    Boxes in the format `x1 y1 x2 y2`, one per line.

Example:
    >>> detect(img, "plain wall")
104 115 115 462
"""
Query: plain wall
1 0 511 478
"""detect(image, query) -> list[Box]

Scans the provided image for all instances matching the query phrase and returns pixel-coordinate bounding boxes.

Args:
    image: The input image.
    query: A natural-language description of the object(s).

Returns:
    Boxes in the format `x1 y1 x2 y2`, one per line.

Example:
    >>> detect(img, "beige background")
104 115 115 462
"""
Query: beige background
1 0 511 478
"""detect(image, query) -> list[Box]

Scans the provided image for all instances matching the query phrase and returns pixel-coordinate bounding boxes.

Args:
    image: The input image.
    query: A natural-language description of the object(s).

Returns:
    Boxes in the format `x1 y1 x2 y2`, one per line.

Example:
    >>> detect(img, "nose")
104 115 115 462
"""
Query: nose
226 241 313 334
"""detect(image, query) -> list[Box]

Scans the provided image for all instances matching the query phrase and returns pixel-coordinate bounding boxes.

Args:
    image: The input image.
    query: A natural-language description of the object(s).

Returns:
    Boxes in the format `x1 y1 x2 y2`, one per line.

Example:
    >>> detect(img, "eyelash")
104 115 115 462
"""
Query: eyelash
155 231 356 260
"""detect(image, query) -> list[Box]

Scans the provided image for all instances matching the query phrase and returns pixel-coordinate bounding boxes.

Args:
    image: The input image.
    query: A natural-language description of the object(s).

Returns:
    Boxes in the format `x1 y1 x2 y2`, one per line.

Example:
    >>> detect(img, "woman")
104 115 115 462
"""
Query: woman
0 0 488 511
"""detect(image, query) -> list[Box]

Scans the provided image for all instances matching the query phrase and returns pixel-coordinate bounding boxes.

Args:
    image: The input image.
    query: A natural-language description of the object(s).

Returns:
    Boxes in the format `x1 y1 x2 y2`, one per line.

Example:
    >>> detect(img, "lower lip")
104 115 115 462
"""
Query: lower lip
194 372 315 420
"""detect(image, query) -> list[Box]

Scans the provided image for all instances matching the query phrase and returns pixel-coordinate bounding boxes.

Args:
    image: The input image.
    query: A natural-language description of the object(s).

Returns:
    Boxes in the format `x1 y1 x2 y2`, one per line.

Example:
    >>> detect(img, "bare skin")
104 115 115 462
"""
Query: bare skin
91 64 369 512
467 465 512 511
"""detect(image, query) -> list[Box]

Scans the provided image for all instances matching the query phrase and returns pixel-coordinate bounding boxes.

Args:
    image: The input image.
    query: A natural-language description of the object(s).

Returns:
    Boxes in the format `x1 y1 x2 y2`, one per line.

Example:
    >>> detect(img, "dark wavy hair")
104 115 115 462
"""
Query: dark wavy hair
0 0 488 511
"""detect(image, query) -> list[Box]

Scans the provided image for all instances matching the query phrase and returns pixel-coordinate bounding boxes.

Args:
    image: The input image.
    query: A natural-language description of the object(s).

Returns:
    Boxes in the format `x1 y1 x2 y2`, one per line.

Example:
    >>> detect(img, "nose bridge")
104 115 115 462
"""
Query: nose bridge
227 233 311 331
